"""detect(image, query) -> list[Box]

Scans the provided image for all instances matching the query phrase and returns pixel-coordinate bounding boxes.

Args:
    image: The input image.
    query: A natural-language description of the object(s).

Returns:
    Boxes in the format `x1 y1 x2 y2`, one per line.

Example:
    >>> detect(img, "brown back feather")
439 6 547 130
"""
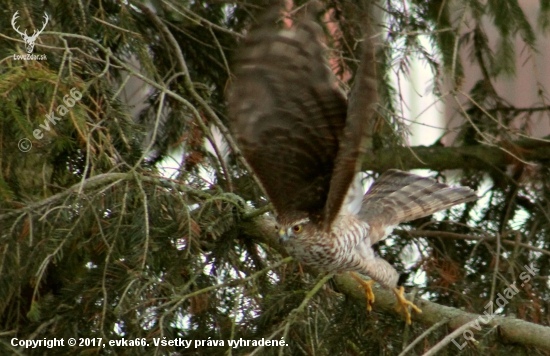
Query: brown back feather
228 10 360 228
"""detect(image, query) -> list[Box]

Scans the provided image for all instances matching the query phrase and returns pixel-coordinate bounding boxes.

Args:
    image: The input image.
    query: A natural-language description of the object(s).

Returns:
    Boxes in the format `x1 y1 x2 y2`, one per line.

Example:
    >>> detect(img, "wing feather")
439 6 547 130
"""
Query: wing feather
228 12 350 226
358 169 478 243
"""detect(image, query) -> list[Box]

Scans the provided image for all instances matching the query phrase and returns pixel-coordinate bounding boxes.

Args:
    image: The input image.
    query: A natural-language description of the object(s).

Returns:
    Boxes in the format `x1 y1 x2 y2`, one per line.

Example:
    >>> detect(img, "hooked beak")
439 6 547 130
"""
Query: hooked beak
278 228 287 244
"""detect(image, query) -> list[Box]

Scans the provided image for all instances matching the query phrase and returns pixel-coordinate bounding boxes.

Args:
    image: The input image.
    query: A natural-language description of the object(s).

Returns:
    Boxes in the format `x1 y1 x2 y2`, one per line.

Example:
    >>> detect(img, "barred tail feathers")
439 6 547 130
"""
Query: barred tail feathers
358 170 477 243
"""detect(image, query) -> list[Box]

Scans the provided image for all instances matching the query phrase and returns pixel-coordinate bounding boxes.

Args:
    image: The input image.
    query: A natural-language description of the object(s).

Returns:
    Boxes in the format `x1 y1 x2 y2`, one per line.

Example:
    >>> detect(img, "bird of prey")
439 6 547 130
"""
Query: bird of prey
227 9 477 324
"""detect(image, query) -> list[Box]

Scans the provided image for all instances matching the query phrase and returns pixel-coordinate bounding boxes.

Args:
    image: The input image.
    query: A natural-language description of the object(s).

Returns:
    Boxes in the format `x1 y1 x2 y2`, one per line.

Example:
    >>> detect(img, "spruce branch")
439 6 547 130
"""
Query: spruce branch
394 229 550 257
362 139 550 173
243 215 550 352
333 273 550 351
135 2 235 191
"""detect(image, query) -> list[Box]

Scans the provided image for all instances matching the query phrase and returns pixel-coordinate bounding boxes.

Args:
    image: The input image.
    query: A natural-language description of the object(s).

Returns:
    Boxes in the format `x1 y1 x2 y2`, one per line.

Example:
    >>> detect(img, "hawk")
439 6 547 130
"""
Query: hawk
227 9 477 324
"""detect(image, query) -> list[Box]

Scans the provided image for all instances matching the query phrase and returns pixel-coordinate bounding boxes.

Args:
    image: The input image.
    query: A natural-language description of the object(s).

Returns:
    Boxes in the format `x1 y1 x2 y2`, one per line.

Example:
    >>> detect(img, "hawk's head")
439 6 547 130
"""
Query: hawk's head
277 217 314 244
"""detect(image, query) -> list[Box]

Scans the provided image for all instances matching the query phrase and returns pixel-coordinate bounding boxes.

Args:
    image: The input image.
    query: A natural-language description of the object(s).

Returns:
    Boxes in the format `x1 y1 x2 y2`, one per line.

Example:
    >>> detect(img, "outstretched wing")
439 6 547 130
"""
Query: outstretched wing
358 169 478 244
228 11 360 228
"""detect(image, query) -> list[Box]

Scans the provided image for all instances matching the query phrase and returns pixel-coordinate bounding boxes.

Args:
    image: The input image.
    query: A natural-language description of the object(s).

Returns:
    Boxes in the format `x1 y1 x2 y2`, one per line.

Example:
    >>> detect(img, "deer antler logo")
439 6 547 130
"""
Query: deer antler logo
11 11 49 54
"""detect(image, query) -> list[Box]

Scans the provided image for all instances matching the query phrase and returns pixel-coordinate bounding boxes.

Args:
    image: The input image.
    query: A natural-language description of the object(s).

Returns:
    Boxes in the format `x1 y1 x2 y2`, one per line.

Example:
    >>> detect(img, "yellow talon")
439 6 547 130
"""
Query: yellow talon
350 272 375 311
393 286 422 324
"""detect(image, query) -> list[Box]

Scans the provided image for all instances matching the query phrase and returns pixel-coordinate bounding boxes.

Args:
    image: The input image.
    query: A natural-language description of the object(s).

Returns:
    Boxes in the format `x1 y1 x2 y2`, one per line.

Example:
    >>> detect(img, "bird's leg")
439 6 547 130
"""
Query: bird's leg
350 272 375 311
393 286 422 324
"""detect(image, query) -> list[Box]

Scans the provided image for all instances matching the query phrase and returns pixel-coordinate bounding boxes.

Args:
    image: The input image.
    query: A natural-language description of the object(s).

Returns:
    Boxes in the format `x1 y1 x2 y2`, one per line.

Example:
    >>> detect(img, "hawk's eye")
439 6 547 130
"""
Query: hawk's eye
292 224 303 233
